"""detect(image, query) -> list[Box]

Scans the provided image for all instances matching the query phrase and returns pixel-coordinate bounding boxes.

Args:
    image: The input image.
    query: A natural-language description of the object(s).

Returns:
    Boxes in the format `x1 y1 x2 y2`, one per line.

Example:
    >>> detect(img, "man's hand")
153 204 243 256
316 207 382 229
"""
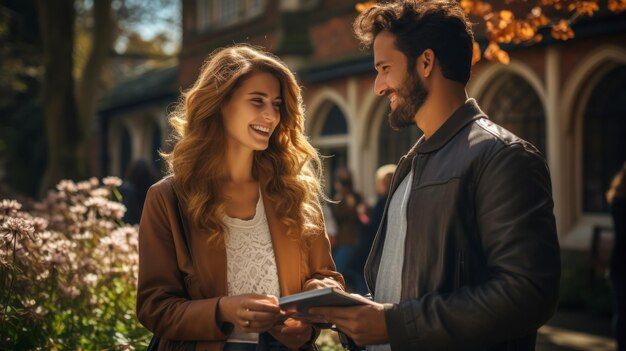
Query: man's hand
309 302 389 346
268 318 313 350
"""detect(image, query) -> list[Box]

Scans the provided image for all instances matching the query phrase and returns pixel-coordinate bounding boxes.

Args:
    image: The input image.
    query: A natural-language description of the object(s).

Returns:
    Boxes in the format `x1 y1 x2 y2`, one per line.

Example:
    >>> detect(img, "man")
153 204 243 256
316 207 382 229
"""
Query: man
309 1 561 350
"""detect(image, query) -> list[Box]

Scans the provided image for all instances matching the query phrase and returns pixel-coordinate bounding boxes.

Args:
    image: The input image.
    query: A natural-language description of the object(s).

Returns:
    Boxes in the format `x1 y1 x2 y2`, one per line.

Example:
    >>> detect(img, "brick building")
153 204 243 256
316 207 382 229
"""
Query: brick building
101 0 626 251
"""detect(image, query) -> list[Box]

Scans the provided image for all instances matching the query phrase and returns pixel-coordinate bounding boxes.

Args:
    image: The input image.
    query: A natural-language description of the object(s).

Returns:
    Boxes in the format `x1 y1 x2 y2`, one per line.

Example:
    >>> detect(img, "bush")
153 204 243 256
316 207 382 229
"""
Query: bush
1 177 345 350
0 177 150 350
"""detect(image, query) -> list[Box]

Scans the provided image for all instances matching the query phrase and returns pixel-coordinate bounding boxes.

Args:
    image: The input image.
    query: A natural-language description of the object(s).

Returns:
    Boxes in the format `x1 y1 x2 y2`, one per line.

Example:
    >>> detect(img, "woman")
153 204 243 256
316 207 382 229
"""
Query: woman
136 45 344 351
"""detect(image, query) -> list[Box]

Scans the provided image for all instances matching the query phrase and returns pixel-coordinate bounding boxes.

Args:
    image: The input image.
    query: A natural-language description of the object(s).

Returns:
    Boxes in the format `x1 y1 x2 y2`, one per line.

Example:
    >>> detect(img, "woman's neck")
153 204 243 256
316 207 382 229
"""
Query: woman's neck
224 148 255 184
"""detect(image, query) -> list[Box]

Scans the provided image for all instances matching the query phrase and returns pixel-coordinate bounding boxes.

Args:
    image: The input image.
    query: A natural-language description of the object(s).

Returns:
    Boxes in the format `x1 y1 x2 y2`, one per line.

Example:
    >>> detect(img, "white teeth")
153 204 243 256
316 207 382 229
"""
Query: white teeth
251 125 270 133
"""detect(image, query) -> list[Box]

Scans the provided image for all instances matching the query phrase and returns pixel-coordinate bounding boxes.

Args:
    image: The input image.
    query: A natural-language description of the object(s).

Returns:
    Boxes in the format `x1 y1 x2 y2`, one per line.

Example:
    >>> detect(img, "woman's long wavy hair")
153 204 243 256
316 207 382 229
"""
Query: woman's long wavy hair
163 44 325 244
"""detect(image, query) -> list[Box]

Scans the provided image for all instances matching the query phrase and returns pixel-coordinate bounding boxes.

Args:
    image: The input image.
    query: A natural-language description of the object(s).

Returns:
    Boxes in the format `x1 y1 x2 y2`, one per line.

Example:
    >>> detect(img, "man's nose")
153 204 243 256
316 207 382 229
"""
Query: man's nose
374 75 386 96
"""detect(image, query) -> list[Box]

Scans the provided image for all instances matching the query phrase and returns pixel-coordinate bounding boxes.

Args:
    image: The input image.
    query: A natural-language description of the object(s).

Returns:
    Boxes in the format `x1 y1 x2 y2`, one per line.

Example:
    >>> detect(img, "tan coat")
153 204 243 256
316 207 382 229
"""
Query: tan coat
136 178 344 351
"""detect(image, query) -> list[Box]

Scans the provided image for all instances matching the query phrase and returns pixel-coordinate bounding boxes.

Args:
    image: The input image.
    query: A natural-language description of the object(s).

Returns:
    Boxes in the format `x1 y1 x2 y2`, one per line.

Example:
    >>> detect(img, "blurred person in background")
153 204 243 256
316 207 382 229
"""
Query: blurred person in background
331 167 367 291
119 159 159 224
350 164 396 295
136 44 343 351
607 161 626 351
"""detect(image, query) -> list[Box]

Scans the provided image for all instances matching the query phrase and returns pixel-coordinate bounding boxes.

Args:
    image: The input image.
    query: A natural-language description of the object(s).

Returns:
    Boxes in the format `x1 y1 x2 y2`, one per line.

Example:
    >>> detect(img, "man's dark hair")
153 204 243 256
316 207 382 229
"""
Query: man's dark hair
354 0 474 85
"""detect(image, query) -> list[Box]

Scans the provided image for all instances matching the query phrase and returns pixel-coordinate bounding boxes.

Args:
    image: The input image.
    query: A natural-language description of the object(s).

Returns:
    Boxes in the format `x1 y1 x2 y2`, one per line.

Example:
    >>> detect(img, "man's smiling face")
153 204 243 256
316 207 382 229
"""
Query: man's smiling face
373 30 429 130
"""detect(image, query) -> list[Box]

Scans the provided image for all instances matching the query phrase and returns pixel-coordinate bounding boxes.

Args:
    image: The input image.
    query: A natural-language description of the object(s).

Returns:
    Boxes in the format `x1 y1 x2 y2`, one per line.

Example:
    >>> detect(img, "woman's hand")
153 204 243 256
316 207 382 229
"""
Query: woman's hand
217 294 284 333
268 317 314 350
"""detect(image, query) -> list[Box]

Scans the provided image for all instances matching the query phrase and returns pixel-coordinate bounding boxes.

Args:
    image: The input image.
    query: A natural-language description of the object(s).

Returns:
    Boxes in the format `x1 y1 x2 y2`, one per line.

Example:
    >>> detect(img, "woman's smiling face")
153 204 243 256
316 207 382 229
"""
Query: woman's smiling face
221 71 282 153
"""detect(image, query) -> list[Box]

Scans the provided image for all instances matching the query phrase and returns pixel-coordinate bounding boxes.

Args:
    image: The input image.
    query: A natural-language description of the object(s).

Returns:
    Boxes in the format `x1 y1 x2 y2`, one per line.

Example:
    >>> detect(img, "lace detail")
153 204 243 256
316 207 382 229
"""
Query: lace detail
224 194 280 343
224 193 280 298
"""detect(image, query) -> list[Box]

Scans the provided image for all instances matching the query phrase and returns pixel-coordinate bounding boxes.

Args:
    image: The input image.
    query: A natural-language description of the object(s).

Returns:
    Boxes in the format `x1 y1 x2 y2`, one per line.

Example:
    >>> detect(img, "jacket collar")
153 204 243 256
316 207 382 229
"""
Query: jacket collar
408 98 487 155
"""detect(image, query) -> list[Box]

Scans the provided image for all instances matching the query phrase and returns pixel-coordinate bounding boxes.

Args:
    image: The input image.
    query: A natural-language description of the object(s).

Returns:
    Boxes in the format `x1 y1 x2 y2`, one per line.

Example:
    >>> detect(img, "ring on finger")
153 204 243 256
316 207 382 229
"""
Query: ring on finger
244 320 251 327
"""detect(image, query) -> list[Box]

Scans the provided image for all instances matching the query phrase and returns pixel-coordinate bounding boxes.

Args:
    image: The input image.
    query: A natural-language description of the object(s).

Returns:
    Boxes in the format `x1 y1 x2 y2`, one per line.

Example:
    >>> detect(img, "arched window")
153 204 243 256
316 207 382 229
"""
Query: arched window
377 106 422 167
321 105 348 135
484 73 546 155
583 65 626 213
312 103 349 197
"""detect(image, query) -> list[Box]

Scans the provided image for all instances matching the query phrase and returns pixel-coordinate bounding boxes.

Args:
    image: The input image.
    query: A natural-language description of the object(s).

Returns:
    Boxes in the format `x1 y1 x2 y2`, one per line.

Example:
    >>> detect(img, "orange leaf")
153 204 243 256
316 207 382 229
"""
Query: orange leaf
472 41 481 65
484 43 510 64
551 20 575 40
500 10 514 21
355 1 376 13
609 0 626 12
568 1 600 16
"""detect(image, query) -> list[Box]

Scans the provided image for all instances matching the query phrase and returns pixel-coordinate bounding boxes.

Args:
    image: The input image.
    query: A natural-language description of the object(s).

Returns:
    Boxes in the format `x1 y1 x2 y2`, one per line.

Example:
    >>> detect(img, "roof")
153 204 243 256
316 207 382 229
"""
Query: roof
98 65 179 113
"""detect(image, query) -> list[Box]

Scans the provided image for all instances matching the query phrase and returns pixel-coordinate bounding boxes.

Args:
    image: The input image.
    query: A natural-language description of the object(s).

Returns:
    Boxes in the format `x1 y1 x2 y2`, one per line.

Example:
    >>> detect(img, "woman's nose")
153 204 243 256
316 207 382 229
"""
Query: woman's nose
262 107 278 121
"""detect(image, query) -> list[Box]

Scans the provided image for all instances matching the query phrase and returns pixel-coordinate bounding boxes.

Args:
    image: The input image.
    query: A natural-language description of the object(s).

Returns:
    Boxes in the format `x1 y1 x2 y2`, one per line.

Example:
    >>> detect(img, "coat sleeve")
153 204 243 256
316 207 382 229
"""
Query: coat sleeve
302 226 345 292
136 183 230 341
385 144 561 350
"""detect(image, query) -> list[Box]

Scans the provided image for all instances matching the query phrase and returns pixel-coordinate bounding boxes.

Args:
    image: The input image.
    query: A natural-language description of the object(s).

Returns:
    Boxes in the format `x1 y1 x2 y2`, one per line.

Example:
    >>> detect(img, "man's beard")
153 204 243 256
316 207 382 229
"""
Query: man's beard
388 71 429 130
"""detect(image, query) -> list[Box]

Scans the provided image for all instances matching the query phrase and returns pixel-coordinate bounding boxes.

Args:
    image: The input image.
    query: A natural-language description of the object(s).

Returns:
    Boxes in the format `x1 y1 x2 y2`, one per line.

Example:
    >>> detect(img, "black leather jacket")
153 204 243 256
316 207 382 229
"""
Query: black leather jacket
364 99 561 350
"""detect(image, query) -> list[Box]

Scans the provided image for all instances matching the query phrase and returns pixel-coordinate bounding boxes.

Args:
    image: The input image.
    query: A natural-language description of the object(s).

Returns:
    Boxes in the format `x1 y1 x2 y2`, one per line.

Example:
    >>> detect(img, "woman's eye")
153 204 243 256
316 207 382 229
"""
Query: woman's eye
273 102 281 110
251 99 263 106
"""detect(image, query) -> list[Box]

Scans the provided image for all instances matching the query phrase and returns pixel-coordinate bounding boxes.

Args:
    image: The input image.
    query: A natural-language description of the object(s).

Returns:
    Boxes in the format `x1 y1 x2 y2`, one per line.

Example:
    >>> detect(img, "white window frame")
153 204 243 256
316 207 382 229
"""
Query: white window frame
195 0 266 32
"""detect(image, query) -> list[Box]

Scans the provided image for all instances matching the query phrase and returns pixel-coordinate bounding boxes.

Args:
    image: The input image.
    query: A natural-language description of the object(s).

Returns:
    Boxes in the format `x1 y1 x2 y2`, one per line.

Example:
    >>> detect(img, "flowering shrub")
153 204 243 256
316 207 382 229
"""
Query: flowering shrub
0 177 150 350
316 329 344 351
1 177 345 350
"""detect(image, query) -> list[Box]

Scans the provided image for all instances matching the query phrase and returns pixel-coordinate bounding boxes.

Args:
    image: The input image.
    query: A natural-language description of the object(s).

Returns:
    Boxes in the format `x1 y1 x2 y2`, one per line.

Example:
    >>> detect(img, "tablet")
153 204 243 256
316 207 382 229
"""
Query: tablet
278 288 374 326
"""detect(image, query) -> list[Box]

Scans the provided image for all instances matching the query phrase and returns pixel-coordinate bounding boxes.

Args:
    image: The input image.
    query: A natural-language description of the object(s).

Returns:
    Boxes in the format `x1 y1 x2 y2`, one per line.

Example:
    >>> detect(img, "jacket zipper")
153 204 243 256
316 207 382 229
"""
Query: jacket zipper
456 251 465 288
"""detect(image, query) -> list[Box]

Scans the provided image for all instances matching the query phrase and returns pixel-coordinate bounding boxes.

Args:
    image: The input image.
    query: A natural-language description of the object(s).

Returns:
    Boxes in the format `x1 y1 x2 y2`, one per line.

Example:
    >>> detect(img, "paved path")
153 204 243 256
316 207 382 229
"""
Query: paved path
538 309 616 351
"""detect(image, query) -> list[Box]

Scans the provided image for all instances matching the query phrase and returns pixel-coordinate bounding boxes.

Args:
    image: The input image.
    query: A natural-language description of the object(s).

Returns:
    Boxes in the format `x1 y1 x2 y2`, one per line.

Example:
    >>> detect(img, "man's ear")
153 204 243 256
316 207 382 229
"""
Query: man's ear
417 49 435 78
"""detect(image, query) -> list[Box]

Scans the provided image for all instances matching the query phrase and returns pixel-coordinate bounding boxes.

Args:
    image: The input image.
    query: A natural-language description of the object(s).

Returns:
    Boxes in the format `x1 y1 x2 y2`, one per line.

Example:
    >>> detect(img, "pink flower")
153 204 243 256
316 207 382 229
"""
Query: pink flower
0 199 22 215
102 176 122 188
2 217 35 238
56 180 78 193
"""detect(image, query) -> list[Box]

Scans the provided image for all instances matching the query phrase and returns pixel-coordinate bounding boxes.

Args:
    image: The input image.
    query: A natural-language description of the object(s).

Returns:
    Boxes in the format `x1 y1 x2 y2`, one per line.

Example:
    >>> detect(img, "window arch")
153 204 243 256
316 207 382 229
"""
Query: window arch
312 103 349 197
582 65 626 213
483 73 546 155
321 105 348 135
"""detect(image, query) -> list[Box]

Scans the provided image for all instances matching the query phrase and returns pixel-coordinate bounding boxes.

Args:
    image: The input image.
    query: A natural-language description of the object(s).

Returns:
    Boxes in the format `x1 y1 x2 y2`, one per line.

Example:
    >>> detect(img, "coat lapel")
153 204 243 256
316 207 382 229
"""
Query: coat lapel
188 221 228 298
260 173 302 297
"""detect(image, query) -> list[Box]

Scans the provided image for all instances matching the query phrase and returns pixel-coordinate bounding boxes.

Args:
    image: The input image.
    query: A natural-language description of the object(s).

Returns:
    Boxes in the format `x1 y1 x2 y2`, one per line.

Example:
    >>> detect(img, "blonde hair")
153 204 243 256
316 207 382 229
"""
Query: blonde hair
163 44 325 243
606 161 626 205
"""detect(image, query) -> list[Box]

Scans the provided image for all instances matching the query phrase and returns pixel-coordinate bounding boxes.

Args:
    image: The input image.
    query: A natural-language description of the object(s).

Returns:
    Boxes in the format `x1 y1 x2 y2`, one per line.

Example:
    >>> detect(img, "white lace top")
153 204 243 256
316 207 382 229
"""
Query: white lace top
223 193 280 343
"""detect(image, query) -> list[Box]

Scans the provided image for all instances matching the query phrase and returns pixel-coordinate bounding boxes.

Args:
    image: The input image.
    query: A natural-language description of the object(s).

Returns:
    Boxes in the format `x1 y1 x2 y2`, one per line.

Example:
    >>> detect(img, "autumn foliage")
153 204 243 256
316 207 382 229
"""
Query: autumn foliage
356 0 626 64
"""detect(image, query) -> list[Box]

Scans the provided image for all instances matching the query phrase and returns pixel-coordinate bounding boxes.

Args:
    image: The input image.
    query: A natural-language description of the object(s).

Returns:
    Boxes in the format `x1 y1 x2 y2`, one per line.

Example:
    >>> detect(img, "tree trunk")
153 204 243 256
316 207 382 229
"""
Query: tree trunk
37 0 82 193
76 0 116 177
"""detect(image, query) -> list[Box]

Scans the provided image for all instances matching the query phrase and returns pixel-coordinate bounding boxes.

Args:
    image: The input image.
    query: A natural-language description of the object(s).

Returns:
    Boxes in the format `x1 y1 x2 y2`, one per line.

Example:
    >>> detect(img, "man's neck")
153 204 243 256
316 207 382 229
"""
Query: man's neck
415 84 468 140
